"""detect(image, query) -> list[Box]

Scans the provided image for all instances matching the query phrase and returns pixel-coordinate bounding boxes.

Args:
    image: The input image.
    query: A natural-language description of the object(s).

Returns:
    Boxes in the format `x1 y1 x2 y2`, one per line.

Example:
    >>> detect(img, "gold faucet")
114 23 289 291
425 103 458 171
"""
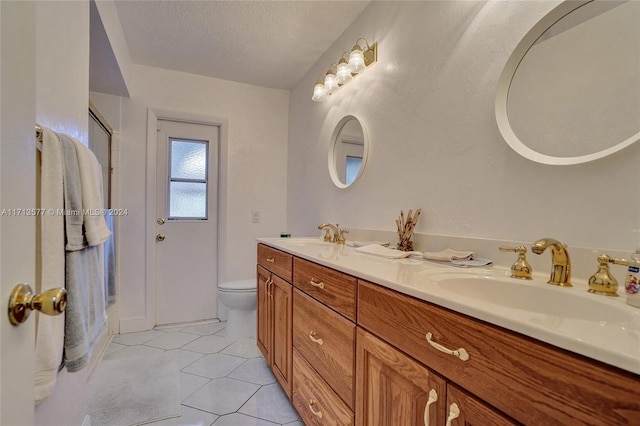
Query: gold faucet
318 223 337 242
317 223 348 244
588 254 640 296
499 245 532 280
531 238 572 286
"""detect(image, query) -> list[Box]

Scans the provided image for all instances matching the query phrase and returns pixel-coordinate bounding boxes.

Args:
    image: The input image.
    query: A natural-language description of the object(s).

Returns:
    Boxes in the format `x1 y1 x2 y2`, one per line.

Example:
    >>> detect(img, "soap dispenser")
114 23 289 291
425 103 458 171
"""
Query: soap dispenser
624 249 640 308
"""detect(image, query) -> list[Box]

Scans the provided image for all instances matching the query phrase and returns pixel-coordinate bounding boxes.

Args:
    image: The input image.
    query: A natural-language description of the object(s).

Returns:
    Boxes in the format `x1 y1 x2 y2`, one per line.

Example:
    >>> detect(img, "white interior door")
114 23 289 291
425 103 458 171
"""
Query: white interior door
1 2 37 424
156 120 219 326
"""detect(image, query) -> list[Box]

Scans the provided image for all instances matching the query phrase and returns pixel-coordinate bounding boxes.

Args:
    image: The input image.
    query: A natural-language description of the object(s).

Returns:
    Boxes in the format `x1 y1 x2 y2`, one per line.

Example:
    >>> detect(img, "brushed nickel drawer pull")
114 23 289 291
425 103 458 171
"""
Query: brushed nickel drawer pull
424 389 438 426
445 403 460 426
309 278 325 289
425 332 469 361
266 257 275 263
308 399 323 419
308 331 324 346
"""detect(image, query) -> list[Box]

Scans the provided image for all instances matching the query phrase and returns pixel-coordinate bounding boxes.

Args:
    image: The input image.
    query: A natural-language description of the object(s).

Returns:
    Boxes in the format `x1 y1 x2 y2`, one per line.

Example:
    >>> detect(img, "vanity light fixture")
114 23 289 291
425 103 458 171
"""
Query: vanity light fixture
312 38 377 102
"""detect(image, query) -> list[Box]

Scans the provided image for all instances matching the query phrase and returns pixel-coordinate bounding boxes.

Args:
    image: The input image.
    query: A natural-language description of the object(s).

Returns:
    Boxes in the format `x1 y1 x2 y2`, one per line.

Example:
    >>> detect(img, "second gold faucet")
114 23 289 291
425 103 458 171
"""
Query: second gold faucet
531 238 571 287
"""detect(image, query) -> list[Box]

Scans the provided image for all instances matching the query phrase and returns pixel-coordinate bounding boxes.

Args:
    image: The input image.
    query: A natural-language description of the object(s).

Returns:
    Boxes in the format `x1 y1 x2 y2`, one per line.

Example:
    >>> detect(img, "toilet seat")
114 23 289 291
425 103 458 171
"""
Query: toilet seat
218 279 255 292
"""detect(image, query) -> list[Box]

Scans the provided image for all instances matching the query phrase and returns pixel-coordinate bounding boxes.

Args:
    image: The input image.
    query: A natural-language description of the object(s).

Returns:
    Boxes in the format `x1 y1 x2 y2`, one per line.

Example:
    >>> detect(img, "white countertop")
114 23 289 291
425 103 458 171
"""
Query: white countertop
258 237 640 375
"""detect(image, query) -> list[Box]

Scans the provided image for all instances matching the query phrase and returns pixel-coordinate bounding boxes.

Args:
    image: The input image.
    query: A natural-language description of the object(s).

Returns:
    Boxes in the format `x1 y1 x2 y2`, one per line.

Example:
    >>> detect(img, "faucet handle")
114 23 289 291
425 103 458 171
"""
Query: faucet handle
336 227 349 245
499 245 533 280
588 254 619 296
322 228 332 242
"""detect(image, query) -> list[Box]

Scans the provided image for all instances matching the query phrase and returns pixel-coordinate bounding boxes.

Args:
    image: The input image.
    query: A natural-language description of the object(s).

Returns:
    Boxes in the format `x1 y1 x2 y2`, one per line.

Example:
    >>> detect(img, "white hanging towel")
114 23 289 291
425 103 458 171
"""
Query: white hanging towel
34 127 66 403
69 137 111 246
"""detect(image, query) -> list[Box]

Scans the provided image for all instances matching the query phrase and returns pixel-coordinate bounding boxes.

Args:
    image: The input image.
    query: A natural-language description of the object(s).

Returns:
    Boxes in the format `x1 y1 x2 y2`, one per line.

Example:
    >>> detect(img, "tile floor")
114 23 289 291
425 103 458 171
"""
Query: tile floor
98 321 303 426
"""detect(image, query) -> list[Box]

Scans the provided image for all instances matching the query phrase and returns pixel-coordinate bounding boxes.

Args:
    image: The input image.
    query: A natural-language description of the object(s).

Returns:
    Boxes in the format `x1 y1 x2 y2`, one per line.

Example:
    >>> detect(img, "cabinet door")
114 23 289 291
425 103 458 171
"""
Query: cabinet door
356 328 446 426
445 385 517 426
256 265 271 363
272 274 293 398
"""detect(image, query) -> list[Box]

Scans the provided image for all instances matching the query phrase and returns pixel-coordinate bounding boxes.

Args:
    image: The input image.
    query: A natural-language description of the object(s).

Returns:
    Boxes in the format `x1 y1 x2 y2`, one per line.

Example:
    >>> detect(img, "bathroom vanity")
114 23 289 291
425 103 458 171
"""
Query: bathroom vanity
256 239 640 425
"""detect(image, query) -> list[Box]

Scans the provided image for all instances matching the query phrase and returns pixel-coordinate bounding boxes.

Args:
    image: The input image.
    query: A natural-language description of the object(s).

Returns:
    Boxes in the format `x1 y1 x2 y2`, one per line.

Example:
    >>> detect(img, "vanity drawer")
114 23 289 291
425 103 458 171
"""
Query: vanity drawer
292 348 354 426
357 280 640 426
257 244 292 281
293 257 357 321
293 288 355 409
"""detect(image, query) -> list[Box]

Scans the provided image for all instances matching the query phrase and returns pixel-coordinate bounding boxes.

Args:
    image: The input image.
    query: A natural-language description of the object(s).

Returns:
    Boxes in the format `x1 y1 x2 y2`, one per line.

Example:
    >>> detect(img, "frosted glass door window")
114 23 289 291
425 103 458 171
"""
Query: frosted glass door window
169 139 208 219
345 156 362 186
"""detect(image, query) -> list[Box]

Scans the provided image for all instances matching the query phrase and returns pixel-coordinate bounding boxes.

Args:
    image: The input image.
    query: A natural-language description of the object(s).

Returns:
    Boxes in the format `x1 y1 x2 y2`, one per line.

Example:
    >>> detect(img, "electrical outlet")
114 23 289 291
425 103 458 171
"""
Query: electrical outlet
252 210 261 223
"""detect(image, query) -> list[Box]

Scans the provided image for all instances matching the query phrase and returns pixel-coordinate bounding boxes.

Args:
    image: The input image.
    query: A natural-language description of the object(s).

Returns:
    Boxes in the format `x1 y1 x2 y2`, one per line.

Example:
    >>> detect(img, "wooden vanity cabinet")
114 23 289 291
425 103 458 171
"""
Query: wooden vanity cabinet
257 243 640 425
358 279 640 425
291 258 357 423
256 245 293 398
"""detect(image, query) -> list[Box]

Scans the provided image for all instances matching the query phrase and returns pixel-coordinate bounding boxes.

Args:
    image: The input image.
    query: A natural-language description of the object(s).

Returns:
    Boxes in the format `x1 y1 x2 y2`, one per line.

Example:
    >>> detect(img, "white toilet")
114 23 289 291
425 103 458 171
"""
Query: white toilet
217 279 256 338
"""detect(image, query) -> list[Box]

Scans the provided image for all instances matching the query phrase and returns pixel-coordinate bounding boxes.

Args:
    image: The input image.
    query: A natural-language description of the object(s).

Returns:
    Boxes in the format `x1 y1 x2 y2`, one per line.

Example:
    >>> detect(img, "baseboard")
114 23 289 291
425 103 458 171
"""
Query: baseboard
119 316 155 334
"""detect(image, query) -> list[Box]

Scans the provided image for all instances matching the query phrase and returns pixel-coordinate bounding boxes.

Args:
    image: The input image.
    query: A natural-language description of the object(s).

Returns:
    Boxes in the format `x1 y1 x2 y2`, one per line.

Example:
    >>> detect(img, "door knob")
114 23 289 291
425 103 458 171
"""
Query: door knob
156 233 166 242
8 283 67 326
157 218 166 225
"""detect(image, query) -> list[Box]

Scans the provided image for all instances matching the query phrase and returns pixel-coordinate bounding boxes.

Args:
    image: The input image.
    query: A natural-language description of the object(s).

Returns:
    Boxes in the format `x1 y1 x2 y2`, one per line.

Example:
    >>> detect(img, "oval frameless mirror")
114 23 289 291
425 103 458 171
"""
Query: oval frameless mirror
495 0 640 165
328 115 369 188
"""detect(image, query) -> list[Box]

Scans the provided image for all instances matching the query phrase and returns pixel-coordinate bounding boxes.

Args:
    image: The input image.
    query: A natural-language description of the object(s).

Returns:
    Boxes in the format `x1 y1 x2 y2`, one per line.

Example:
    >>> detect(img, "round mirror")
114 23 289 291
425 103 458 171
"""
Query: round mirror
495 0 640 165
328 115 369 188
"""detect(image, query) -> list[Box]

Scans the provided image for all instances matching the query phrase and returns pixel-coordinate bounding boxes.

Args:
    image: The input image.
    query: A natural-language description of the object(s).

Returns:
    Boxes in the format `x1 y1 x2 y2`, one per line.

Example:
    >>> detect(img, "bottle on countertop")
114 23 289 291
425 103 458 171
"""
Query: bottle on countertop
624 249 640 308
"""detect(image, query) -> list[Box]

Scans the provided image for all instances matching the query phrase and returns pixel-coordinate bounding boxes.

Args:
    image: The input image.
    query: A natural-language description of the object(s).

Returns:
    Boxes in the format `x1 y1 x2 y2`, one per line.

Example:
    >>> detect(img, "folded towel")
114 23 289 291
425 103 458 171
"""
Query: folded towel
346 241 390 248
423 249 474 262
69 136 111 246
35 127 66 403
64 245 107 372
59 134 86 251
356 244 422 259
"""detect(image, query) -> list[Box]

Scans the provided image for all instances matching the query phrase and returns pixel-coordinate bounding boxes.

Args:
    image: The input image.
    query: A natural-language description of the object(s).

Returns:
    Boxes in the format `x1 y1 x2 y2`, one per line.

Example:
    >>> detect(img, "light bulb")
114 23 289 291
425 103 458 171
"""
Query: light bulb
335 61 353 85
312 82 327 102
324 71 339 94
348 47 366 74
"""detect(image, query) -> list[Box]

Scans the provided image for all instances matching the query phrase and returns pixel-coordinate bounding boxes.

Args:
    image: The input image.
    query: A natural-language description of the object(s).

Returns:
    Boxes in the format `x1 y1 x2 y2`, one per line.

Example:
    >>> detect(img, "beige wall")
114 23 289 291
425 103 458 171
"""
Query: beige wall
287 1 640 255
117 64 289 328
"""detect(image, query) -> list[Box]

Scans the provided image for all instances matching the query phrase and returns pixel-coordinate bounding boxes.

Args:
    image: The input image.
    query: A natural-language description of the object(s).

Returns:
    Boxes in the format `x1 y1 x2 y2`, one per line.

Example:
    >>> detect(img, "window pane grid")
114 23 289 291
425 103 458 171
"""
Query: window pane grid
168 138 208 220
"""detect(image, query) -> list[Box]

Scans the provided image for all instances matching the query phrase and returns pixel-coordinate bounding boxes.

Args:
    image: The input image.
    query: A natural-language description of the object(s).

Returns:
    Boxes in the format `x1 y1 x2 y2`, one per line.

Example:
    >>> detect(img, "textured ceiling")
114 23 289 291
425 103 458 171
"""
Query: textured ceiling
115 1 370 90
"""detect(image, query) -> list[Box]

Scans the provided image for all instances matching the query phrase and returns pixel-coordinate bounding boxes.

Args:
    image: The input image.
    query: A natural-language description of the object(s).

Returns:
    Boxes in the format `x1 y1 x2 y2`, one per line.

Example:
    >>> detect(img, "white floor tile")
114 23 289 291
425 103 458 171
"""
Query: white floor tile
165 348 205 370
99 328 300 425
145 331 200 350
180 372 211 401
221 338 262 358
227 358 275 386
181 322 226 336
182 353 246 379
103 344 165 361
103 342 126 356
183 377 260 415
112 330 166 345
212 413 279 425
238 383 299 424
146 405 219 426
181 335 235 354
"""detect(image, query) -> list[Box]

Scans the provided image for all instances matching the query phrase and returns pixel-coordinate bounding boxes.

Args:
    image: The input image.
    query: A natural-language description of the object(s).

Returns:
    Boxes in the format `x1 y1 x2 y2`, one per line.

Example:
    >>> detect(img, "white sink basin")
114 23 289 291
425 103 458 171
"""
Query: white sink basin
433 274 634 323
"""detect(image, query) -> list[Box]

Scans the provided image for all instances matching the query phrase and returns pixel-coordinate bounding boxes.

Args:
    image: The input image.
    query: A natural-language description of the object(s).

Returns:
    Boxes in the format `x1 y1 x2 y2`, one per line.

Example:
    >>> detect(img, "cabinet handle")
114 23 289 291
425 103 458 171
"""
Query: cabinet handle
425 333 469 361
445 403 460 426
267 277 274 298
266 257 275 263
308 399 323 419
423 389 438 426
309 278 325 289
308 331 324 346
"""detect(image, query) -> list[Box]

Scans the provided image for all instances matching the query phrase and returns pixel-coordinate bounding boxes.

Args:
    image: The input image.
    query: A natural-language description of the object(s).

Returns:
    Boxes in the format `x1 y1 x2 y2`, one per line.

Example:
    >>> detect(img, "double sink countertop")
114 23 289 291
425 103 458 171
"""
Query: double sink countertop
257 237 640 375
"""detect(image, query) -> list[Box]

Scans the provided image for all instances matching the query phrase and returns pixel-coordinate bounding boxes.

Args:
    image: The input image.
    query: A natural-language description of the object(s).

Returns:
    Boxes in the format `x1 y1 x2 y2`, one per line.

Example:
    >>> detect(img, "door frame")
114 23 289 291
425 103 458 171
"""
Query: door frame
120 109 228 333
